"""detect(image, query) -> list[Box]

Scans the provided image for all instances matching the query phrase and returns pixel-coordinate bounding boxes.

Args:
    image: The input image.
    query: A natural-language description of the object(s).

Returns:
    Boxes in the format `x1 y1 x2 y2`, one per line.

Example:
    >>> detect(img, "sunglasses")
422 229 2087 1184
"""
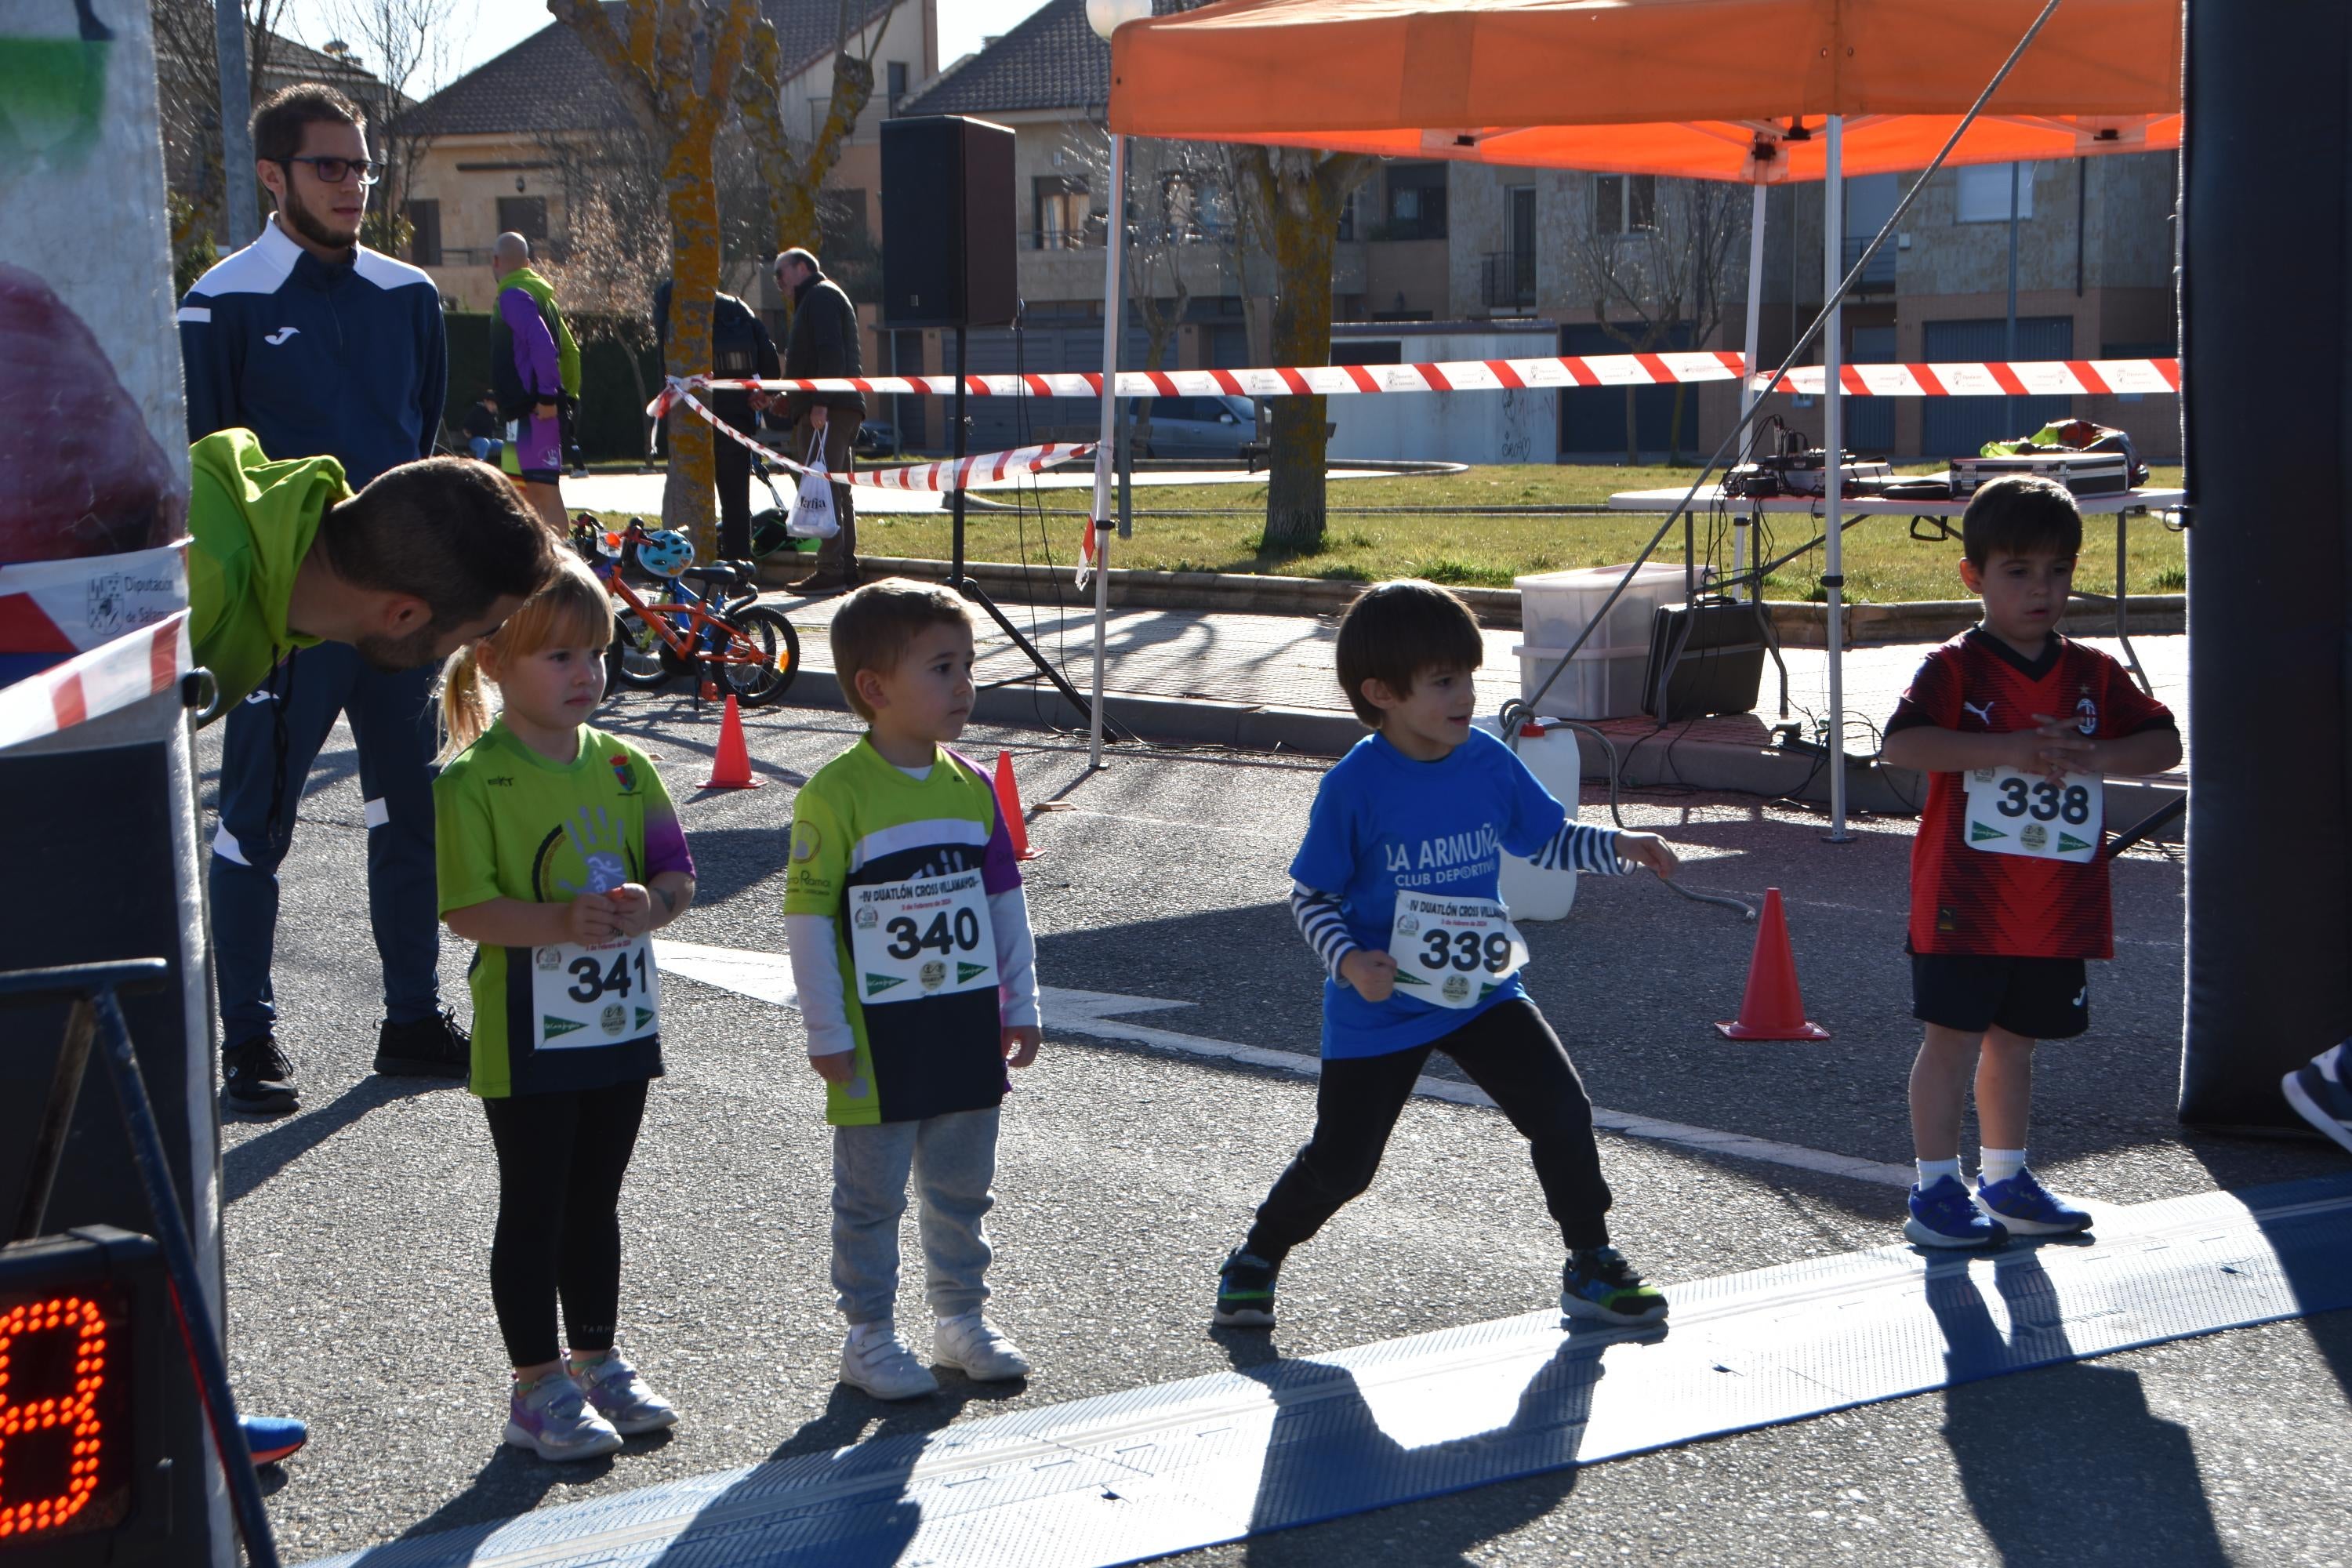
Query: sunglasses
281 155 381 187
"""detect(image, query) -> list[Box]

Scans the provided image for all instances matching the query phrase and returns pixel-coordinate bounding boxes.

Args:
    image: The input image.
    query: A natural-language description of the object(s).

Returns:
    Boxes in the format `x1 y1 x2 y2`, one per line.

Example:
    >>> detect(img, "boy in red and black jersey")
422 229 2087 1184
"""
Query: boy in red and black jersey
1881 477 2180 1249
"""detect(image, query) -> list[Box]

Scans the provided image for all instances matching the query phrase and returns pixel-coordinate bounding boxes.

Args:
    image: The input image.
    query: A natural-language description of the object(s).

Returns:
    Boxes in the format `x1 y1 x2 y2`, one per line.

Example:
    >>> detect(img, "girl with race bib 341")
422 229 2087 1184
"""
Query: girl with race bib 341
433 554 697 1461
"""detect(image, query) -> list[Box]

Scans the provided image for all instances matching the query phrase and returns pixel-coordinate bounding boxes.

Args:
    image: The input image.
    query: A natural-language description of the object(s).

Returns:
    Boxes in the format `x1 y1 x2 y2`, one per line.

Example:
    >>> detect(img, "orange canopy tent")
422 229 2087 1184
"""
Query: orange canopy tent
1106 0 2180 182
1100 0 2182 835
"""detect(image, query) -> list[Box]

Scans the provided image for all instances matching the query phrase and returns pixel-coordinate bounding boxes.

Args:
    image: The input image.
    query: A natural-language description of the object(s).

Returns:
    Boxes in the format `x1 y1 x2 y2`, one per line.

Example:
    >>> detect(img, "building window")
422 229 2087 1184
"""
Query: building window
887 61 907 114
1592 173 1656 235
1034 176 1088 250
1955 162 2034 223
1382 163 1447 240
404 198 441 267
496 195 546 242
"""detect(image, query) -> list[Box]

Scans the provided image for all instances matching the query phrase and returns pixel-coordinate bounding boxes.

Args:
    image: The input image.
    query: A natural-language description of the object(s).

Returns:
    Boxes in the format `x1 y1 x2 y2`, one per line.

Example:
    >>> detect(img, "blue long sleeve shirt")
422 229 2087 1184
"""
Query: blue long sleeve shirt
177 217 446 485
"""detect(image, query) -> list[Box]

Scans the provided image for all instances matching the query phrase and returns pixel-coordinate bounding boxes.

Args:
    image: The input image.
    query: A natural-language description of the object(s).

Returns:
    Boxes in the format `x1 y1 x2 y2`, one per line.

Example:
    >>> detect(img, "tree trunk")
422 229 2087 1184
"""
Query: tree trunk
662 130 723 556
1668 381 1688 465
1247 148 1374 557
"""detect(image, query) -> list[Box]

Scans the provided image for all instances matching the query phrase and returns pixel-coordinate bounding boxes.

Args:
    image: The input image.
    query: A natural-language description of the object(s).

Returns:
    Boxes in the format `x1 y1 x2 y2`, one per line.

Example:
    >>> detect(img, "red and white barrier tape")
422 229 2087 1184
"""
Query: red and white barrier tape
646 354 2180 414
1764 359 2180 398
0 610 191 752
670 383 1094 491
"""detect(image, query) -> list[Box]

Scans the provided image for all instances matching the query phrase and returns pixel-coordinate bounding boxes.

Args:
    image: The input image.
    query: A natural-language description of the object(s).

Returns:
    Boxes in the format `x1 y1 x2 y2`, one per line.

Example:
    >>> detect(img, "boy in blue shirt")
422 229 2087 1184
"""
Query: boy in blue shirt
1215 580 1684 1329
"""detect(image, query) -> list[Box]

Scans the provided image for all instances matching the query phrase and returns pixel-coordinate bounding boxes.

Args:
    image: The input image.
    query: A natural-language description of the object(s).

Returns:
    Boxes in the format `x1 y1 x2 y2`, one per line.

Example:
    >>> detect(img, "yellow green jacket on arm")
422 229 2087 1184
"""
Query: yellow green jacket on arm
495 266 581 397
186 429 347 717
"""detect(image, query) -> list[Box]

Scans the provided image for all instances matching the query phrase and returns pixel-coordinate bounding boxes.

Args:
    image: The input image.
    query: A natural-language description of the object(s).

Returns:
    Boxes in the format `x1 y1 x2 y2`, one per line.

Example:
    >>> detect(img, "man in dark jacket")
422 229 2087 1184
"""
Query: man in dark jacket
770 247 865 591
654 280 779 561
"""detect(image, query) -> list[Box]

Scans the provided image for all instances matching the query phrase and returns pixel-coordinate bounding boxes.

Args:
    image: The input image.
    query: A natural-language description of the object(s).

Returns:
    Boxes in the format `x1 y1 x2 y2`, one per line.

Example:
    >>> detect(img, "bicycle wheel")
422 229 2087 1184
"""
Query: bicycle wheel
716 604 800 707
609 608 685 691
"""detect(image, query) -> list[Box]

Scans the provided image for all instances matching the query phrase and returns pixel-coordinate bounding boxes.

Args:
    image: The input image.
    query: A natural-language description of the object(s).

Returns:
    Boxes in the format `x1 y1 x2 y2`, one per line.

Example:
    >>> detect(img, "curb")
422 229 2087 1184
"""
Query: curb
756 554 2184 645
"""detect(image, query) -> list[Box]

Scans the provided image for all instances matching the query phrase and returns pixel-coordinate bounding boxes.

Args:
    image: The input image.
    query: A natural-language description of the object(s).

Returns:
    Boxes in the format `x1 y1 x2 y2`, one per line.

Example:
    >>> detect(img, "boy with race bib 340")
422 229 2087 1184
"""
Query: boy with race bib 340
1880 477 2180 1249
433 555 697 1459
1214 580 1683 1330
784 581 1041 1400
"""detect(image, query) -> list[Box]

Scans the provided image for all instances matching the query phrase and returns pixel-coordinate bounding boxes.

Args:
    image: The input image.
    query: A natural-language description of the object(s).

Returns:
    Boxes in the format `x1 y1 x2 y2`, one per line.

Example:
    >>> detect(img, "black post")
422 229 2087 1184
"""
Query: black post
943 329 1100 725
2179 0 2352 1127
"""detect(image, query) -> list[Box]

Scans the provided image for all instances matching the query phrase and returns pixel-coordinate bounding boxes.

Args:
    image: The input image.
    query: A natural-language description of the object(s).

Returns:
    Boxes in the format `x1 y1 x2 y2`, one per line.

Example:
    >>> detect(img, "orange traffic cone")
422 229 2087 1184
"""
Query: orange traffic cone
700 694 764 789
993 752 1040 860
1715 887 1828 1040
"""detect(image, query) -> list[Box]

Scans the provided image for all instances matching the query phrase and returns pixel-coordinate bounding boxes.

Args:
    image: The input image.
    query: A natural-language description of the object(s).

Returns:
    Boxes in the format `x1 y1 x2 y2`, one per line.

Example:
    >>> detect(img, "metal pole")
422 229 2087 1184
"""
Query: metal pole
1087 131 1128 770
2006 161 2022 434
1823 116 1853 843
216 0 258 243
1735 181 1769 601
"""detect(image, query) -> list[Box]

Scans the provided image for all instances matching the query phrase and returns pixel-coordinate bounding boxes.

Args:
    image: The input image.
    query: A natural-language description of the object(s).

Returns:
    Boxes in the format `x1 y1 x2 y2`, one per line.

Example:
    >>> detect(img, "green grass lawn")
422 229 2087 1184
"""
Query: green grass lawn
604 463 2187 604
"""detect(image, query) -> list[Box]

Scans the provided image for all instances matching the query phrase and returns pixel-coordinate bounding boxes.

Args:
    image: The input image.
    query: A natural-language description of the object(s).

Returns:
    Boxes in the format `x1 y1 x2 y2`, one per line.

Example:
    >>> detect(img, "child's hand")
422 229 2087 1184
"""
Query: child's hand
1614 831 1680 878
608 883 655 937
1340 949 1397 1003
2006 715 2095 781
808 1051 855 1084
1002 1024 1042 1069
563 891 620 945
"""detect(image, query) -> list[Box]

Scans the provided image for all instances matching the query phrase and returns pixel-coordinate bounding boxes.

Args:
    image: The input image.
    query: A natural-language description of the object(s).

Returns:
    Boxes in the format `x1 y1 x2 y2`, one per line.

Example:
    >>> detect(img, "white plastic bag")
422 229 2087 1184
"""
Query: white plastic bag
786 429 840 539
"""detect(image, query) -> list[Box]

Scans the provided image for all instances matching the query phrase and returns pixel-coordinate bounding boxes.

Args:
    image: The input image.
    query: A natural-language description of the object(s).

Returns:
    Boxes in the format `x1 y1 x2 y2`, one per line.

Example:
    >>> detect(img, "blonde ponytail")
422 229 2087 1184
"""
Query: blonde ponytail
437 644 494 762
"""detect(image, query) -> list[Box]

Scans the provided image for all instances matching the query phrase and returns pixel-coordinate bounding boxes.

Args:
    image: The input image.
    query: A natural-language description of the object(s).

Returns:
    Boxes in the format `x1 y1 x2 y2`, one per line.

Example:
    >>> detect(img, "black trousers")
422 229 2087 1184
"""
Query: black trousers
481 1078 649 1367
1245 998 1613 1255
714 419 753 561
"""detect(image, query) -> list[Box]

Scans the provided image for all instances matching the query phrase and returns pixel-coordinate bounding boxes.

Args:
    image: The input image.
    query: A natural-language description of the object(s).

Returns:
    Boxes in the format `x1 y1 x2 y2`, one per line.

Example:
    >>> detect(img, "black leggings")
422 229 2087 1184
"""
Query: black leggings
1245 998 1613 1256
481 1079 648 1367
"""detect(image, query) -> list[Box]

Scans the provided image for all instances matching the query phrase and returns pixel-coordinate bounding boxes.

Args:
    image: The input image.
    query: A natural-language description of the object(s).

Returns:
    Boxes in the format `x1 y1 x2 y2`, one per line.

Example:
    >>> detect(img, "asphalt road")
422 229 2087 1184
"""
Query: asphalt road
201 684 2352 1566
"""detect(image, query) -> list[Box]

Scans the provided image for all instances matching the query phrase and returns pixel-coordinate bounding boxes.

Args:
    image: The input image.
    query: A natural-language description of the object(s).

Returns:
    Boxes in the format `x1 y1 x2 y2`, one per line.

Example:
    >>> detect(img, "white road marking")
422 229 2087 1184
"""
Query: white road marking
655 939 1912 1188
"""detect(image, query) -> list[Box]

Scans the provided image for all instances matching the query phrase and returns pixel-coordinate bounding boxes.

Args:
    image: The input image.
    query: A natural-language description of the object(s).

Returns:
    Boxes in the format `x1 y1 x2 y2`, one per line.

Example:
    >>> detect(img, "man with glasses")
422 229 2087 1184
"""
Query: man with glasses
178 83 466 1127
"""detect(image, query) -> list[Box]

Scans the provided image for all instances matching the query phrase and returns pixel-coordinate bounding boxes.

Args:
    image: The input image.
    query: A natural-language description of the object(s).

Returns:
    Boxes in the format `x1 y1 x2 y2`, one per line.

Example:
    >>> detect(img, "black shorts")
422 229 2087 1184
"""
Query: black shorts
1910 951 2089 1040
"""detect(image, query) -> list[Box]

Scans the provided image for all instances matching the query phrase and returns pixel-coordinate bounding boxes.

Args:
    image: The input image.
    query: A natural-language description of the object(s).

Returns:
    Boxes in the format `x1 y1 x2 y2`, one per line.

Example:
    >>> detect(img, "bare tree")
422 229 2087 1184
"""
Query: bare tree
322 0 475 258
735 0 901 289
551 0 760 557
1231 146 1378 554
154 0 299 266
1567 176 1748 464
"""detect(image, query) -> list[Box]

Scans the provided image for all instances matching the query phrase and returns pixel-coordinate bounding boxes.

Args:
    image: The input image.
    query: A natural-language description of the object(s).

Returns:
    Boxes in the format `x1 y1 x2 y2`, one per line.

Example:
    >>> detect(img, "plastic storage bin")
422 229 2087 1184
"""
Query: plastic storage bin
1512 644 1654 721
1515 562 1693 657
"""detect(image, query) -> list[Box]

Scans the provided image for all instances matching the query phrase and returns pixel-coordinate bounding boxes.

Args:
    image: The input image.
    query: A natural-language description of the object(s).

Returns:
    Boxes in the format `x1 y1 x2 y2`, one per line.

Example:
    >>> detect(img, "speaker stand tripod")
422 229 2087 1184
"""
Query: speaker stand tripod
943 325 1099 730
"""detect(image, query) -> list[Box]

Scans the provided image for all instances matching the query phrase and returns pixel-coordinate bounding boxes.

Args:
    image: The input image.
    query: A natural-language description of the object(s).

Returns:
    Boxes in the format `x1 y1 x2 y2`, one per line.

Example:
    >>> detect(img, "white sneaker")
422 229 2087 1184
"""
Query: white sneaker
840 1323 939 1400
933 1312 1031 1381
504 1371 623 1461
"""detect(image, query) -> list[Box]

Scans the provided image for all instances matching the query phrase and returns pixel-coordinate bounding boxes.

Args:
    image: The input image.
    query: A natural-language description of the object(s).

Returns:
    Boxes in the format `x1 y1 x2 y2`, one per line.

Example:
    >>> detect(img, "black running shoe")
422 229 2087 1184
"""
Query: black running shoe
223 1036 299 1117
1214 1248 1281 1327
1560 1246 1669 1326
373 1006 471 1079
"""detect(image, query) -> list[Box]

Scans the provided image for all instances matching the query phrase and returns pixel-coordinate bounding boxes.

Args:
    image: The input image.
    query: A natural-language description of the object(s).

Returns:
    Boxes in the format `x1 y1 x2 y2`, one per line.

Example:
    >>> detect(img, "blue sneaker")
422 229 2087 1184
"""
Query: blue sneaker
239 1412 307 1467
2283 1042 2352 1157
1974 1168 2093 1236
1904 1174 2008 1249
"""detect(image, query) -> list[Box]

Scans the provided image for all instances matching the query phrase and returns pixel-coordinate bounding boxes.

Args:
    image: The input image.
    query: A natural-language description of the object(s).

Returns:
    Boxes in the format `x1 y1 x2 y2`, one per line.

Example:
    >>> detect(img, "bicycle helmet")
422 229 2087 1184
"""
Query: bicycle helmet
635 528 694 577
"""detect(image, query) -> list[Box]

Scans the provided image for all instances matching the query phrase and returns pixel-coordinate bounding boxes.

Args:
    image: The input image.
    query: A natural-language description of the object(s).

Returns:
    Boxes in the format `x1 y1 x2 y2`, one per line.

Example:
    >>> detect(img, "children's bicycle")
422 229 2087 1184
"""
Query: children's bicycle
571 517 800 707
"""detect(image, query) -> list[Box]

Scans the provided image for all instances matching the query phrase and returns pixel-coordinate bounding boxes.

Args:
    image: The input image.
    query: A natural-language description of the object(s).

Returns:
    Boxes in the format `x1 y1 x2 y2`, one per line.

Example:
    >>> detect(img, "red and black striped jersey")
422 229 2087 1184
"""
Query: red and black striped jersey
1887 628 2174 958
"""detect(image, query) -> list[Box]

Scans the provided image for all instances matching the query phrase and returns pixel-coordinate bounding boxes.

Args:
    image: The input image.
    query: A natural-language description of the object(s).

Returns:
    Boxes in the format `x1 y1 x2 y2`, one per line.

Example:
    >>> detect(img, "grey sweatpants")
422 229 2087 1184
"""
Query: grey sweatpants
832 1107 1000 1327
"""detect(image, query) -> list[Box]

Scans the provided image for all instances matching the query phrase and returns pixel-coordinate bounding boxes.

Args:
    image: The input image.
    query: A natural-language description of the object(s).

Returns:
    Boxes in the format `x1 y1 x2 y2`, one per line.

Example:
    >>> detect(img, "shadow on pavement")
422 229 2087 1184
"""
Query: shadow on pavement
1929 1247 2229 1566
223 1075 449 1204
1219 1321 1643 1565
343 1439 635 1561
637 1374 1025 1565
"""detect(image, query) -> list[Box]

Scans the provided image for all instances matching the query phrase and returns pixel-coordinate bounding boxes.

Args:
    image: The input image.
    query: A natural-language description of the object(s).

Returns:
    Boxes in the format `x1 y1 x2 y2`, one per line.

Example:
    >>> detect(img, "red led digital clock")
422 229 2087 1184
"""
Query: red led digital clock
0 1229 165 1563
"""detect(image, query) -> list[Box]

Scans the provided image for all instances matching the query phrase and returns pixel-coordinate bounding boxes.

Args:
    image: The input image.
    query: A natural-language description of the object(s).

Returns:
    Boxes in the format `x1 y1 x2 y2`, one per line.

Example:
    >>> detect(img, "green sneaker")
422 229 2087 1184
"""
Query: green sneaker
1560 1246 1668 1326
1214 1248 1280 1327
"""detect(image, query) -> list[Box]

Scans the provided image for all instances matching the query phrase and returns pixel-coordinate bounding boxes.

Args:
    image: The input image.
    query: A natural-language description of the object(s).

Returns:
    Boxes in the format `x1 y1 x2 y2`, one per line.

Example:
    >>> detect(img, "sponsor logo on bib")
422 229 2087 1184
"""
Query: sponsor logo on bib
920 959 946 992
957 961 990 984
1396 914 1421 936
1971 820 2008 843
865 973 906 997
536 946 561 971
544 1015 586 1039
601 1003 626 1036
1443 974 1471 1003
854 906 878 929
2020 823 2049 851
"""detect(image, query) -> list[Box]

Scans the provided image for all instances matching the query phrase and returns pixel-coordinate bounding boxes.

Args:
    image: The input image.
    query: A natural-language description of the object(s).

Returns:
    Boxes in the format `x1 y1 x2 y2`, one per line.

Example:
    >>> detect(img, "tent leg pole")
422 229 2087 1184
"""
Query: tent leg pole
1736 181 1769 601
1824 115 1853 844
1087 132 1127 771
